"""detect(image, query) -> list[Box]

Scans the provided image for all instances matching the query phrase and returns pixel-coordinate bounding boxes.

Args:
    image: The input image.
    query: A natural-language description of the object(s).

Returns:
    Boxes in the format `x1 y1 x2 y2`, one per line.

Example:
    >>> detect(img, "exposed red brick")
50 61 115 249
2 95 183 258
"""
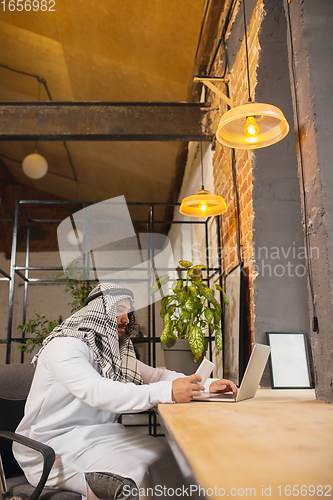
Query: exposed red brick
211 0 264 358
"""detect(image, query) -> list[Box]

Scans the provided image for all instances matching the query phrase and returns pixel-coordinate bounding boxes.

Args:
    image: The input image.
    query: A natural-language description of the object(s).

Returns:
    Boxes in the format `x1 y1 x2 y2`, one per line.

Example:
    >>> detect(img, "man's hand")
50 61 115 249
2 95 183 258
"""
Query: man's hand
209 379 238 394
172 374 205 403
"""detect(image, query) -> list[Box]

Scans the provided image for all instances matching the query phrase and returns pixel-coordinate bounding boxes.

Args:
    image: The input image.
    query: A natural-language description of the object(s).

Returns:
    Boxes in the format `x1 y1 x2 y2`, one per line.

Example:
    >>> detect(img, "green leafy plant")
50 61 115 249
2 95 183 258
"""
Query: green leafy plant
151 260 228 362
18 263 94 353
59 264 95 314
17 314 58 354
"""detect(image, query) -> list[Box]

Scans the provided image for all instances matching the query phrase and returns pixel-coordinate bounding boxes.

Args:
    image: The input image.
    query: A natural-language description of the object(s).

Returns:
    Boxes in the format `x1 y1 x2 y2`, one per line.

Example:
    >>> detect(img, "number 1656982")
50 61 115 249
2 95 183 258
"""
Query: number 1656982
1 0 55 11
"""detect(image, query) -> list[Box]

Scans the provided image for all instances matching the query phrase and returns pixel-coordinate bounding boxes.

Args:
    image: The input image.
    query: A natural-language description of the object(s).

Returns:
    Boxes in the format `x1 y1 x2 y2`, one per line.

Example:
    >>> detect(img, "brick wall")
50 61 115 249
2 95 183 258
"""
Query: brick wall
209 0 265 353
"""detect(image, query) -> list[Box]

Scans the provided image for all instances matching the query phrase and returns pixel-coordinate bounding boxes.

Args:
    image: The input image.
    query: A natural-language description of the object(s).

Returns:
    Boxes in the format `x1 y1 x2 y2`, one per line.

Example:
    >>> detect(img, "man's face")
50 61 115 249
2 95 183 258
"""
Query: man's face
116 298 131 346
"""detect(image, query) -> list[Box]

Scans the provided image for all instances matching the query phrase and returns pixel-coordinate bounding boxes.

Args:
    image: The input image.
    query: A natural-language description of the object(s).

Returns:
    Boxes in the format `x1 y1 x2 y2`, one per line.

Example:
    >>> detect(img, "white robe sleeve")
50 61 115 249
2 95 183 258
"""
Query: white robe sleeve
137 360 217 391
44 338 174 413
137 360 186 383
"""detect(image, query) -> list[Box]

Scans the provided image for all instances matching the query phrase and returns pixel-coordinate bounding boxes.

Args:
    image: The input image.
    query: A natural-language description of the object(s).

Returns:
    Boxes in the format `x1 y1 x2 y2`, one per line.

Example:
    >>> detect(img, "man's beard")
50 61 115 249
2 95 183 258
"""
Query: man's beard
118 325 127 345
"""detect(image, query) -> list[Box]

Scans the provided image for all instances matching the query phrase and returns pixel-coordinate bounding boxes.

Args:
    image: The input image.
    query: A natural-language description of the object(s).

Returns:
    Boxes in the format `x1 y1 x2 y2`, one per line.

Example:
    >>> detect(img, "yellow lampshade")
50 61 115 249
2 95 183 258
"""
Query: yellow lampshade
216 102 289 149
179 189 227 217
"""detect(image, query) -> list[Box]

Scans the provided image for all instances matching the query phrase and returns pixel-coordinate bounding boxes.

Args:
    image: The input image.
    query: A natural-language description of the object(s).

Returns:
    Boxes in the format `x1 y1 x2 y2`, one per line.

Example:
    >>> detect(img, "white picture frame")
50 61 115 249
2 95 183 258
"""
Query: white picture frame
266 332 312 389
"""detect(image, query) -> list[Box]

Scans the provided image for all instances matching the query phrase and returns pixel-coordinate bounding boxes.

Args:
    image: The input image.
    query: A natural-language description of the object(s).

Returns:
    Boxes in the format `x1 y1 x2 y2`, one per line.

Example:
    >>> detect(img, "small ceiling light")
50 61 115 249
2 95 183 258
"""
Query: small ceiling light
67 228 83 246
179 144 227 217
180 189 227 217
22 153 48 179
22 82 48 180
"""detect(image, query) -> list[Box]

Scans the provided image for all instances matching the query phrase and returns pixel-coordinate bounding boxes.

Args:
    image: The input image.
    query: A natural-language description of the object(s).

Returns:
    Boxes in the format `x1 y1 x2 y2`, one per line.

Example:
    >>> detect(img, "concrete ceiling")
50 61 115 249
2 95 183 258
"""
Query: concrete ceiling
0 0 207 210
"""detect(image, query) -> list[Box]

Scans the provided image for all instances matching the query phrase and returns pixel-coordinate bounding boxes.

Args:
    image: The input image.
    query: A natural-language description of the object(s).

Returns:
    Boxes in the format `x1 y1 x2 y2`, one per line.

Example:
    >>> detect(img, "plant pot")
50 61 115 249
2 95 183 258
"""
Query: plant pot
161 338 207 375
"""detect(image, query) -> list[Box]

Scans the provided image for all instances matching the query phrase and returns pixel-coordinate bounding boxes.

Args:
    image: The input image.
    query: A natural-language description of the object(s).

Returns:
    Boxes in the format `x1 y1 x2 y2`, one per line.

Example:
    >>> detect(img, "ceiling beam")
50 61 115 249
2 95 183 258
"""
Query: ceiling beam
0 102 213 141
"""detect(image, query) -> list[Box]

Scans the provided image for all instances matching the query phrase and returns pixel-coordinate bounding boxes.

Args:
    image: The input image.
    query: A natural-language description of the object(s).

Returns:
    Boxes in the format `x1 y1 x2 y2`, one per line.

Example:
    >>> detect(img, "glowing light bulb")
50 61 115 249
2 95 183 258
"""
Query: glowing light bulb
244 116 259 137
200 202 207 213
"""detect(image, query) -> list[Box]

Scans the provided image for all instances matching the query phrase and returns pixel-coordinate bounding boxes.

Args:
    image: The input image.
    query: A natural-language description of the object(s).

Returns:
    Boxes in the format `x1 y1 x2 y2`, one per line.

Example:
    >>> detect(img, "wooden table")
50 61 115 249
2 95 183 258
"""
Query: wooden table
157 389 333 499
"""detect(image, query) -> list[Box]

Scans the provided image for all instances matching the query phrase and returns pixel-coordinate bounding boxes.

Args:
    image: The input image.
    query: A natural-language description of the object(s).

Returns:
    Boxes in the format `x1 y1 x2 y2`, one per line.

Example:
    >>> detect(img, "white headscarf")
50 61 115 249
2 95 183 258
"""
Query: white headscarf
32 283 143 385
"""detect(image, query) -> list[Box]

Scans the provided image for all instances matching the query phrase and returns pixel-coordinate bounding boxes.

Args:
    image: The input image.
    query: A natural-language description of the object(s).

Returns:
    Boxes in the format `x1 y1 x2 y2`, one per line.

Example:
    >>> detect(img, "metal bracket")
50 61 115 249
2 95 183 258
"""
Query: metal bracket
193 76 234 108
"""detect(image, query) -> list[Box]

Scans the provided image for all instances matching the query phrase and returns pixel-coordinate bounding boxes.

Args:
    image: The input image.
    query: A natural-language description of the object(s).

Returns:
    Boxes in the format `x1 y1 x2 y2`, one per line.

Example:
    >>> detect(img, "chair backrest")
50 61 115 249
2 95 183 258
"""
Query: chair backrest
0 363 35 477
0 363 35 400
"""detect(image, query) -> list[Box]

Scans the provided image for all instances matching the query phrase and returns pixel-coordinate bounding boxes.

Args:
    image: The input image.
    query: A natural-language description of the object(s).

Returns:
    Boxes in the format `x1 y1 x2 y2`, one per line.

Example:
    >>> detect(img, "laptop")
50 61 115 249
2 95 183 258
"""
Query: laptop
194 343 271 403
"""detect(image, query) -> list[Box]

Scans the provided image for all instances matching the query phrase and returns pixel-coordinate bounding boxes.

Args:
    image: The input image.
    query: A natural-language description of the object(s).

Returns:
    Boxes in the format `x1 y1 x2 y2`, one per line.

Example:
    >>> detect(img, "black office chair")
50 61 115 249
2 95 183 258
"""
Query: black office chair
0 363 81 500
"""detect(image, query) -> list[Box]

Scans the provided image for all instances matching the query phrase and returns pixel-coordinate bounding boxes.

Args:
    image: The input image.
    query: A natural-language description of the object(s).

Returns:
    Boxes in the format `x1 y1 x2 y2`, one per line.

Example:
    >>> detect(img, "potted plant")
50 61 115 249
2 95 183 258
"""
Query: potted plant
150 260 228 374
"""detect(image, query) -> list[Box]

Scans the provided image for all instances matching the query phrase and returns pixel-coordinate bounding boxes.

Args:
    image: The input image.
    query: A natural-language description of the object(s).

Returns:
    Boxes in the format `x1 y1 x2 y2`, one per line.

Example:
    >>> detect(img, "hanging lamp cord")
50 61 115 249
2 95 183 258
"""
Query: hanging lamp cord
0 63 78 183
242 0 252 102
231 149 242 266
35 80 41 153
200 142 205 190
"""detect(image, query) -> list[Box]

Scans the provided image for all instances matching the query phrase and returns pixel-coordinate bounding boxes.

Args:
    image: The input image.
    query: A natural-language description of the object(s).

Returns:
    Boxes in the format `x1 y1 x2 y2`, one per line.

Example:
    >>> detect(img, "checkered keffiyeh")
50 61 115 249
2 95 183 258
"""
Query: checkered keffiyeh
32 283 143 385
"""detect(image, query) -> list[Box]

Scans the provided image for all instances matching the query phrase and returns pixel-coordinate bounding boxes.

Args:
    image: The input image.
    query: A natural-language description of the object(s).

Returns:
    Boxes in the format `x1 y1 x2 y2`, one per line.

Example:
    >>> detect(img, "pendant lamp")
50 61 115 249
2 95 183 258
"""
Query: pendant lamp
22 82 48 179
217 0 289 149
179 144 227 217
216 101 289 149
22 152 48 179
196 0 289 150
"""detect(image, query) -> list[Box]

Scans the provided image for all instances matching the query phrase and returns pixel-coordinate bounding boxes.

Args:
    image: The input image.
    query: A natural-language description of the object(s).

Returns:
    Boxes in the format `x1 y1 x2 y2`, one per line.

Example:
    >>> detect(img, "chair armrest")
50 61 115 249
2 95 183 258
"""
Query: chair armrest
0 430 55 500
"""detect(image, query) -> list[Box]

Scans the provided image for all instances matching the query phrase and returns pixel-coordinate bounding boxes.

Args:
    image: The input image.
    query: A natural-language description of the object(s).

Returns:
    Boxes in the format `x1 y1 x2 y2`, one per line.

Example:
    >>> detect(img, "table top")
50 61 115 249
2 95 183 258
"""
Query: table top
158 389 333 499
